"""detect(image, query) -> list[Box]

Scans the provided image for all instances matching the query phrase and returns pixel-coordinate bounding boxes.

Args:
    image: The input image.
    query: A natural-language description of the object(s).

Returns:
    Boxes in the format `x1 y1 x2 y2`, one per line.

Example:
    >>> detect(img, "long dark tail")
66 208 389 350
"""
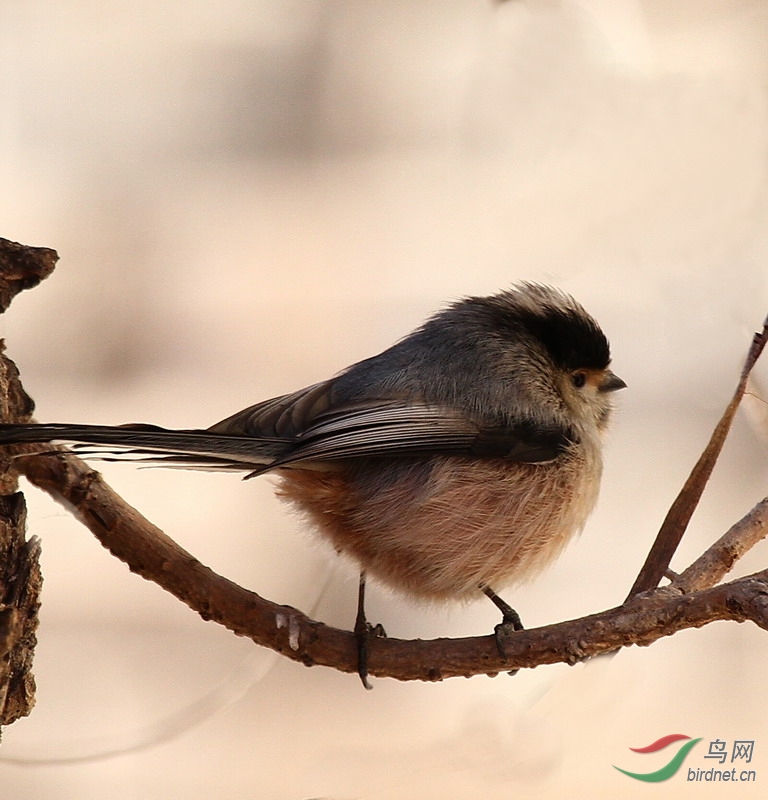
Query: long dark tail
0 422 288 473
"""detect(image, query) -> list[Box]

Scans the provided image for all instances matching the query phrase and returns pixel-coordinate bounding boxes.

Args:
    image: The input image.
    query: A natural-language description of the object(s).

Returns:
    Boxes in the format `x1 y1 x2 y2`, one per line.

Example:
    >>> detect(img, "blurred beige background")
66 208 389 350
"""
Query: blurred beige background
1 1 768 798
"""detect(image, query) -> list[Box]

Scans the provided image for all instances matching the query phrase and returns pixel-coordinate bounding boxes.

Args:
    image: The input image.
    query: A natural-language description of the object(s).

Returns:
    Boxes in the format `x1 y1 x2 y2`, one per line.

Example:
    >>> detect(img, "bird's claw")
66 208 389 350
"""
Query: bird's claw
354 619 387 690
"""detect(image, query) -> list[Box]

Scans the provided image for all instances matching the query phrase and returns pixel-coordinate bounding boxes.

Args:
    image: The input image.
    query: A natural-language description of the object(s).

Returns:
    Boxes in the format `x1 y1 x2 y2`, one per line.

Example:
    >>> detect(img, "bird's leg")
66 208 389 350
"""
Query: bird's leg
480 584 524 662
481 584 524 629
354 571 386 690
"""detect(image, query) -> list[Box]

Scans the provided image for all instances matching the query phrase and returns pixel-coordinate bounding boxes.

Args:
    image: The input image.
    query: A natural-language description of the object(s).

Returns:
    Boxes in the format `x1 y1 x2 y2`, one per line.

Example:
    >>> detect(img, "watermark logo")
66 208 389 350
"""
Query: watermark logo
614 734 701 782
614 735 757 783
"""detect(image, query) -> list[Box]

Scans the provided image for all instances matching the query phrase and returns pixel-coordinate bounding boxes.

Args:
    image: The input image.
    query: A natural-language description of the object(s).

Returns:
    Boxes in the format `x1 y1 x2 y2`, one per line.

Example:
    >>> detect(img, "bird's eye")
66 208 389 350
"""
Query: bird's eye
571 371 587 389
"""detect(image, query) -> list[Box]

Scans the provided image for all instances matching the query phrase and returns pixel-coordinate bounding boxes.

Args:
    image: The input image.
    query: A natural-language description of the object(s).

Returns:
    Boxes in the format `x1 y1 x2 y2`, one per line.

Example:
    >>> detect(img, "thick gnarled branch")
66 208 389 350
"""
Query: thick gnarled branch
0 238 53 724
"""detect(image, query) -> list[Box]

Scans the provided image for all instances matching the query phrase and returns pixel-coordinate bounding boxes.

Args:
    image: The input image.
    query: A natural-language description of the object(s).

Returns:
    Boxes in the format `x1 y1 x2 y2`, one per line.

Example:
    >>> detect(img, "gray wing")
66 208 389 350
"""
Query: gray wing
0 379 571 475
208 380 340 439
208 379 571 475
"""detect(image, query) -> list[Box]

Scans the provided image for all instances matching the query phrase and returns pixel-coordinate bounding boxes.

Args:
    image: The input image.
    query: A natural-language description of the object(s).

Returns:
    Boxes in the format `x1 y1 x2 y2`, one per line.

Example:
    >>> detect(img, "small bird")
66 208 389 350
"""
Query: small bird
0 283 624 685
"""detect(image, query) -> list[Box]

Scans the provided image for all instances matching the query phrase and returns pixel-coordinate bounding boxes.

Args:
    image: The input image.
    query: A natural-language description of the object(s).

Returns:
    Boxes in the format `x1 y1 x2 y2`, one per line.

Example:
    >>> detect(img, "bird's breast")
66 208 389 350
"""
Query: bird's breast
277 443 602 600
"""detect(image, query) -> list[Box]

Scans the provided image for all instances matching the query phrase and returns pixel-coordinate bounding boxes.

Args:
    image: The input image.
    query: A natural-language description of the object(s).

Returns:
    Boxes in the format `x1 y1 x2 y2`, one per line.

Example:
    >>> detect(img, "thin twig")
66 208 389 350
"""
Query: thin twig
627 317 768 598
672 496 768 594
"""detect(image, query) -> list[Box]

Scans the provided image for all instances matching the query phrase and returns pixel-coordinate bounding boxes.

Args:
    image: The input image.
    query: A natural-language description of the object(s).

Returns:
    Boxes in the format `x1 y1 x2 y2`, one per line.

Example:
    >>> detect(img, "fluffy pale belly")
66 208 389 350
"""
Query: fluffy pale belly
277 448 601 600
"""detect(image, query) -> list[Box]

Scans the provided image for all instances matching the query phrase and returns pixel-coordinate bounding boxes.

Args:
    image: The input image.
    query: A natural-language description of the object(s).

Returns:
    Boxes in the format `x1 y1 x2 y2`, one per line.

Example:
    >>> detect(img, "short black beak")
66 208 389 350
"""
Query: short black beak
598 371 627 393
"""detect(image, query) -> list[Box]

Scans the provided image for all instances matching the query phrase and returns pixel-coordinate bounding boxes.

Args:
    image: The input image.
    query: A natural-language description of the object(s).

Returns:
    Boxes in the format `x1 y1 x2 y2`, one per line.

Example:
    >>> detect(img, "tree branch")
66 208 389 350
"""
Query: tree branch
0 238 54 724
627 315 768 598
673 496 768 593
13 443 768 682
2 237 768 689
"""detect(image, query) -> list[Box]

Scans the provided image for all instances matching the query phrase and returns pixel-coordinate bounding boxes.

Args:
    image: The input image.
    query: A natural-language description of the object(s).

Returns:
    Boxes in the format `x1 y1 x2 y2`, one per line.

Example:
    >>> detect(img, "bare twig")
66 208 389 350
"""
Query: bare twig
672 496 768 594
627 316 768 598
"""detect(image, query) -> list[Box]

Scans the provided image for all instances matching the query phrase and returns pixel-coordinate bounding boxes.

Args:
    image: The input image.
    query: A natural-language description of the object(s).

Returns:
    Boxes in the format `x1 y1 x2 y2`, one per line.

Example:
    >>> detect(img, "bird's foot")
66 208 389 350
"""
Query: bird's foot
354 616 387 690
354 571 387 689
480 584 524 669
